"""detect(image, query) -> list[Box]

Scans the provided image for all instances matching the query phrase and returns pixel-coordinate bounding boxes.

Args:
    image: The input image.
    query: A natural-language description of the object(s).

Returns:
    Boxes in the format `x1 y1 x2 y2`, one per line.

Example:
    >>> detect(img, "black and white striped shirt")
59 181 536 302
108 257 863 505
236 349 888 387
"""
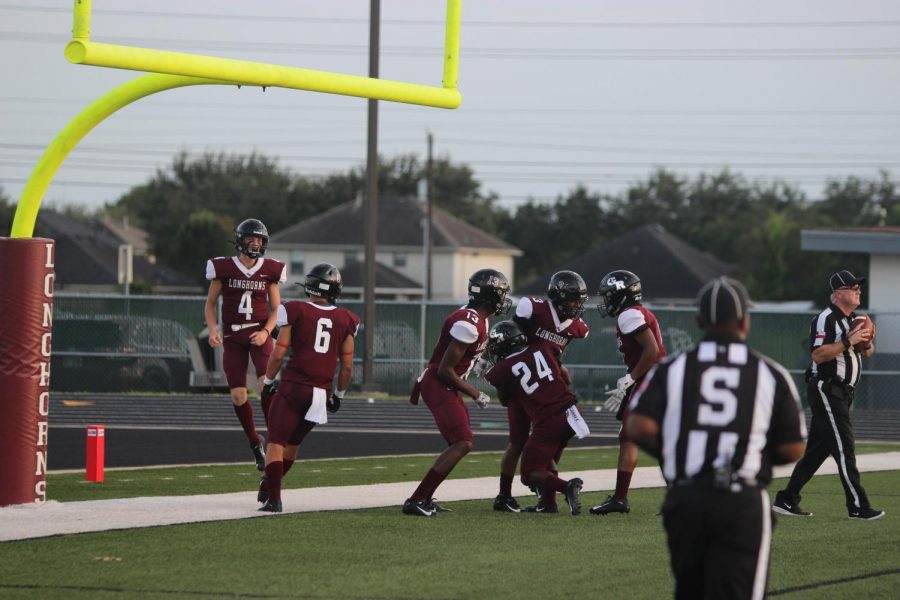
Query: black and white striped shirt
630 333 806 488
809 304 863 387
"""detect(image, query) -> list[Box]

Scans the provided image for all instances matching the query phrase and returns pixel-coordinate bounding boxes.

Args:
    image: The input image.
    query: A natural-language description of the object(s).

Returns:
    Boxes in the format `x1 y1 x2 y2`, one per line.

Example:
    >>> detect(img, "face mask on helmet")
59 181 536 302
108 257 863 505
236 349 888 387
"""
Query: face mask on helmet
303 263 342 302
548 271 588 320
487 320 527 362
235 219 269 259
468 269 512 316
596 270 642 317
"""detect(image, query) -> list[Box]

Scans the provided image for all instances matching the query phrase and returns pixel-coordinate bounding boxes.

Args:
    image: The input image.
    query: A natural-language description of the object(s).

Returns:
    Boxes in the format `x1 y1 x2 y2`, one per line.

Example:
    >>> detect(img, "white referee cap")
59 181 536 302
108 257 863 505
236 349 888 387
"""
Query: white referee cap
697 277 751 326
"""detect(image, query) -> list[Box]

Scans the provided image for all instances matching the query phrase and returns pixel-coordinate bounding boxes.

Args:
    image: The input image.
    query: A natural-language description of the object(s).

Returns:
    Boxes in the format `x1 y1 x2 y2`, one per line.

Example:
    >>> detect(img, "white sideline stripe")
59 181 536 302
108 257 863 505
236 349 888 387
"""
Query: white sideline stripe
1 452 898 543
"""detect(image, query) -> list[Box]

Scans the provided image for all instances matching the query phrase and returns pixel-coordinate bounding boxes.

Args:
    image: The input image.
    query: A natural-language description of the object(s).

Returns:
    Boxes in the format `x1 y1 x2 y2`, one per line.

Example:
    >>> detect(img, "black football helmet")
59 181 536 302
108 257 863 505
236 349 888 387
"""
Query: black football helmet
487 320 528 362
304 263 342 302
597 270 642 317
235 218 269 259
548 270 589 320
468 269 512 315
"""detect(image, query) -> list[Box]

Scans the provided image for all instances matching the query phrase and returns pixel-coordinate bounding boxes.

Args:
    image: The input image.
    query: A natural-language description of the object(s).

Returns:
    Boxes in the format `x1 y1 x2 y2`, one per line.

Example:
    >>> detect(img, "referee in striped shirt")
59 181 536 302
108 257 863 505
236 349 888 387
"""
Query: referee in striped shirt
626 277 806 600
773 270 883 521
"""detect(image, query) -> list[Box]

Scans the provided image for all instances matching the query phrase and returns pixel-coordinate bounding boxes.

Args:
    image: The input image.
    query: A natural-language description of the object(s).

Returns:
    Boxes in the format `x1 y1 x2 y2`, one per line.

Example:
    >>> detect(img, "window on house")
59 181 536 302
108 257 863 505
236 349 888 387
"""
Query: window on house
290 250 304 275
344 251 359 265
393 252 407 268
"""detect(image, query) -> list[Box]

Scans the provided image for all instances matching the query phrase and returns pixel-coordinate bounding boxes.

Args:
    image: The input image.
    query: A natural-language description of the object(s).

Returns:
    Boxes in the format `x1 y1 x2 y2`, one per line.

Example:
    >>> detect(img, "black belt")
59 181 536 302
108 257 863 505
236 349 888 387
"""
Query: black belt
553 397 579 415
672 474 760 494
812 377 855 398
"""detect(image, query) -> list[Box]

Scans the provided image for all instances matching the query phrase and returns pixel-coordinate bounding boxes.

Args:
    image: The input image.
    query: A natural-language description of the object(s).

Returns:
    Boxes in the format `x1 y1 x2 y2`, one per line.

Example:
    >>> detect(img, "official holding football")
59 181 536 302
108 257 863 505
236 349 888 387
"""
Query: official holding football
773 270 883 520
626 277 806 599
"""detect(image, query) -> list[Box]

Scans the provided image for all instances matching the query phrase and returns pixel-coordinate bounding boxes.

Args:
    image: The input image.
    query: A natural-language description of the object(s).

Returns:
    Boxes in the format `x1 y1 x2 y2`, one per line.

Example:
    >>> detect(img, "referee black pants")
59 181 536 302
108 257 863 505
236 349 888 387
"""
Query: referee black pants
662 486 772 600
779 379 870 511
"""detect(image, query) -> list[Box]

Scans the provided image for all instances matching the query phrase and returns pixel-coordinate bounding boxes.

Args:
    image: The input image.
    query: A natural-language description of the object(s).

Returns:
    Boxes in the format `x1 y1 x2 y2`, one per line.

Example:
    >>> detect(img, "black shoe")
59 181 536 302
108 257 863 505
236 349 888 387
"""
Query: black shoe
428 499 452 513
257 475 268 504
258 499 282 513
402 498 436 517
493 494 522 513
773 497 812 517
564 478 583 516
590 495 631 515
251 441 266 471
849 507 884 521
523 499 559 513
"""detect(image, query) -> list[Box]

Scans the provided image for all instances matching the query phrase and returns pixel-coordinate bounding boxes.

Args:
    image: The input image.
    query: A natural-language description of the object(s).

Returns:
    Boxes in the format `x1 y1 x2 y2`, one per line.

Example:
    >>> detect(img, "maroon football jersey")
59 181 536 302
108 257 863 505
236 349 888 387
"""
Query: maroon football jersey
278 301 360 389
486 340 576 421
616 304 666 376
206 256 286 325
427 307 489 378
515 296 590 360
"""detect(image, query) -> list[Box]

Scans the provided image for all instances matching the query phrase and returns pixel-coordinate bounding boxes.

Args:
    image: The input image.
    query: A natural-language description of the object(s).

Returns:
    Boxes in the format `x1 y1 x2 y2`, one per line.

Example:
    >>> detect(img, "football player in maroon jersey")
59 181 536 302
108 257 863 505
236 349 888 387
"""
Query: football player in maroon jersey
486 320 586 515
590 270 666 516
257 264 359 513
492 270 590 513
401 269 512 517
204 219 286 471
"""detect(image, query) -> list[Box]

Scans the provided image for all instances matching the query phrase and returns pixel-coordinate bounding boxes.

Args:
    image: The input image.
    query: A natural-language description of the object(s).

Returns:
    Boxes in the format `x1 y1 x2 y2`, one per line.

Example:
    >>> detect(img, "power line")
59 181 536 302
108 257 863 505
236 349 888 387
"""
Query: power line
3 5 900 29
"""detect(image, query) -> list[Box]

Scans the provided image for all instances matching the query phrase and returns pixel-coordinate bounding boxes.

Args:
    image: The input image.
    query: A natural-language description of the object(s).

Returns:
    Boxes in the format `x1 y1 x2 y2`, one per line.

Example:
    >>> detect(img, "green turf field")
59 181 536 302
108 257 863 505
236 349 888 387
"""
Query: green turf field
1 445 897 598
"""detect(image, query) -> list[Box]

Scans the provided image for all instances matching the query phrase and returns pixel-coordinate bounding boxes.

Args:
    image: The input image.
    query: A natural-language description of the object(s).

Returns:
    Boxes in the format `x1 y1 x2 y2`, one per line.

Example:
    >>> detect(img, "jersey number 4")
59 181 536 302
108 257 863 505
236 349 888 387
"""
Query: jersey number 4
511 350 554 394
238 291 254 321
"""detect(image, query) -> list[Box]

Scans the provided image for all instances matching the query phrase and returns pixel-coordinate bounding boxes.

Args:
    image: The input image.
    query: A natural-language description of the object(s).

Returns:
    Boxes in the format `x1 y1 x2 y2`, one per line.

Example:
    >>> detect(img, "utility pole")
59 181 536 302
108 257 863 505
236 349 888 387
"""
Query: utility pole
362 0 380 391
426 131 434 300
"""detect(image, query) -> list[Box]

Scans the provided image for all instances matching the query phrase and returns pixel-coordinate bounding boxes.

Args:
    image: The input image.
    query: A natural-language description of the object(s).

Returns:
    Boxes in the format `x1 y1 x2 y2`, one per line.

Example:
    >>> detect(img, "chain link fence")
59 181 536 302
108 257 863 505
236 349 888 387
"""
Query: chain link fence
49 293 900 410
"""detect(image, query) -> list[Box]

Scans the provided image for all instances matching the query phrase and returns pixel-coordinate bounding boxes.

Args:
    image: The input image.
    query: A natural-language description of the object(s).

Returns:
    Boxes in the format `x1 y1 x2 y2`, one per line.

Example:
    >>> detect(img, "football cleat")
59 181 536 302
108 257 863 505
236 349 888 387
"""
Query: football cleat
564 478 583 516
772 497 812 517
258 499 282 513
590 495 631 515
402 499 436 517
428 499 452 513
251 441 266 472
523 500 559 514
493 494 522 513
257 475 268 504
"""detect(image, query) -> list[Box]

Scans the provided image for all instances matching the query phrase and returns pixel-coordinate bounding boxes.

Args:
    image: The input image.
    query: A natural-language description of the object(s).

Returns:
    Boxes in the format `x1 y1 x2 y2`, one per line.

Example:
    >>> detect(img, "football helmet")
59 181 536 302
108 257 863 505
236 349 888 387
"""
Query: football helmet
548 270 589 320
468 269 512 315
304 263 342 302
597 270 642 317
487 320 528 362
235 218 269 258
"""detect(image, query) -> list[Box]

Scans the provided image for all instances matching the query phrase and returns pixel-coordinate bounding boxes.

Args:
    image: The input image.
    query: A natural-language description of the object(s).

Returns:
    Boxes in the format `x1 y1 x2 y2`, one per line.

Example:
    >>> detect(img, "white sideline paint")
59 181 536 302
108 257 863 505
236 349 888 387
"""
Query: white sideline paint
1 452 898 542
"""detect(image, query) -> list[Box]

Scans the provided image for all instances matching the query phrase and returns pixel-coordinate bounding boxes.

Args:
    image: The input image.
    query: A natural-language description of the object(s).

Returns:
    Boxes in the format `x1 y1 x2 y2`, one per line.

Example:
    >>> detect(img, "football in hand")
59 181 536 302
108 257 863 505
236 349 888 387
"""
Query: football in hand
850 314 875 351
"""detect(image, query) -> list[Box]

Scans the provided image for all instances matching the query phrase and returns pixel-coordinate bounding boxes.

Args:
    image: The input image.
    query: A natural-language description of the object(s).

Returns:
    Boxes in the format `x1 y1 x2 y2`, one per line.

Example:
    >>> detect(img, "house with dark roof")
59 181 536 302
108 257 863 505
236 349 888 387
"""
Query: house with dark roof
35 211 200 294
518 224 734 303
268 195 522 300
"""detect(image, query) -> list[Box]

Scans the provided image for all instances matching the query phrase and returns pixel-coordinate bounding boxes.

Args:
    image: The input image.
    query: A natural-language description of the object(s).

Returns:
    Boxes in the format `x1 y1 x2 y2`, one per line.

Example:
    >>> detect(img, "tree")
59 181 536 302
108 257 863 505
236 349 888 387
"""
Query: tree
0 186 14 237
170 211 235 286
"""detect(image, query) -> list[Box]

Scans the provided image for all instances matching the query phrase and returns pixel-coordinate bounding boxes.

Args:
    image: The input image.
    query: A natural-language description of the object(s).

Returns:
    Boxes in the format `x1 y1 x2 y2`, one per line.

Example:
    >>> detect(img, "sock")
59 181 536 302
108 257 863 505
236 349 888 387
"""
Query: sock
265 461 284 502
411 469 446 501
283 459 295 476
233 402 261 446
500 473 514 497
543 474 568 495
615 470 633 499
547 469 560 503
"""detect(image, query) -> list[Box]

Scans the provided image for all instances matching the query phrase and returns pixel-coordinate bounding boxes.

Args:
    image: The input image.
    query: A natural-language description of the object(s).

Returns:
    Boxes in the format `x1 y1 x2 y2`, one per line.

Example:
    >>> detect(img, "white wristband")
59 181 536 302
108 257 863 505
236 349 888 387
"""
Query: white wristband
333 389 346 398
263 376 275 386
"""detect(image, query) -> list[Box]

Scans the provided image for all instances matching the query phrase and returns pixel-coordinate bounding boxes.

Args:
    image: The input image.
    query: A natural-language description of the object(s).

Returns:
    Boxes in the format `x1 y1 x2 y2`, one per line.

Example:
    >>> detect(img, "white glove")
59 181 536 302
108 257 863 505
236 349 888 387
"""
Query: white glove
472 356 490 379
603 373 635 412
616 373 635 391
474 392 490 408
603 387 626 413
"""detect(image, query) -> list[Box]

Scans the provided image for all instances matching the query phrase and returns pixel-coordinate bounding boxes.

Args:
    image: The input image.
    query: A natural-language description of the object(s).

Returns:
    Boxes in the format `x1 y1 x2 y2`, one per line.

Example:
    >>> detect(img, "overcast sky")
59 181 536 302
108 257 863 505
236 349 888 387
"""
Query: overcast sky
2 0 900 214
